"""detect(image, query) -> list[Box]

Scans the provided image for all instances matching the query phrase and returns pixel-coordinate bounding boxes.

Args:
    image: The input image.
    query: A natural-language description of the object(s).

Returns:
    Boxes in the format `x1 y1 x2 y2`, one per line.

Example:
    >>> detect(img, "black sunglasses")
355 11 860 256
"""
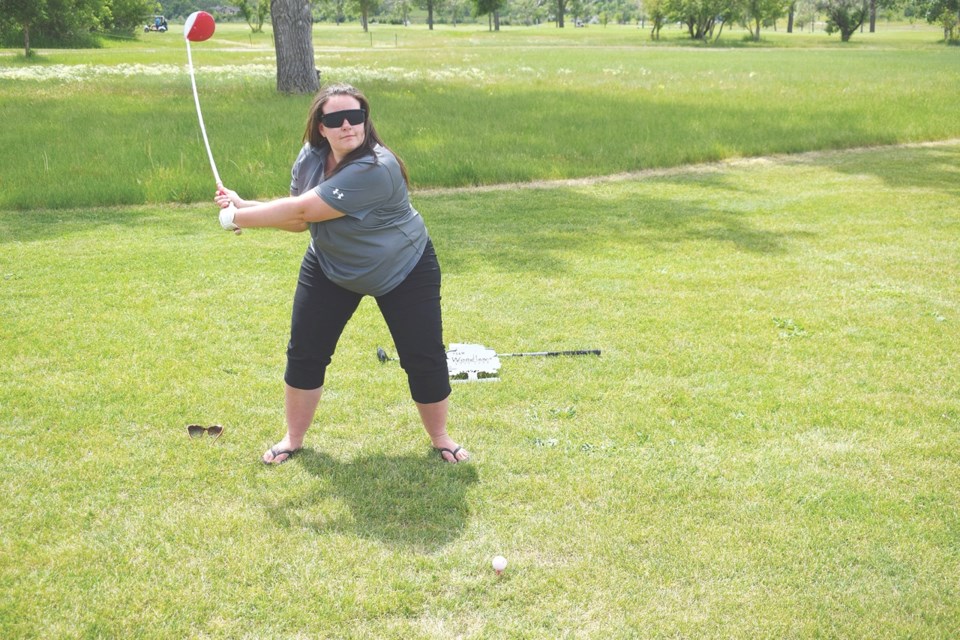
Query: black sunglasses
321 109 366 128
187 424 223 440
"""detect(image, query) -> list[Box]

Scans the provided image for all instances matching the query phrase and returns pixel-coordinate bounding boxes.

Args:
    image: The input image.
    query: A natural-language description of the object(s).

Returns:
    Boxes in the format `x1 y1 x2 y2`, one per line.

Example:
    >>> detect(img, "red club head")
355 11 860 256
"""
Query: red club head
184 11 216 42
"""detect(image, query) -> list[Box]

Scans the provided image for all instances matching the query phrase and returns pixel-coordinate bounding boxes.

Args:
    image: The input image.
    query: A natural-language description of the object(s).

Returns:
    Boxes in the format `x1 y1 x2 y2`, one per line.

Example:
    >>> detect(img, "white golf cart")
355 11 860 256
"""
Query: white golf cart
144 16 169 32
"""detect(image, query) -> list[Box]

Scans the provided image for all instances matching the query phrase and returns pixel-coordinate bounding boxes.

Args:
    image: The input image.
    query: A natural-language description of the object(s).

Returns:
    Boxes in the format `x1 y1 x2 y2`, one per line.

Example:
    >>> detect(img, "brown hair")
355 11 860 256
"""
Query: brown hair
302 83 409 184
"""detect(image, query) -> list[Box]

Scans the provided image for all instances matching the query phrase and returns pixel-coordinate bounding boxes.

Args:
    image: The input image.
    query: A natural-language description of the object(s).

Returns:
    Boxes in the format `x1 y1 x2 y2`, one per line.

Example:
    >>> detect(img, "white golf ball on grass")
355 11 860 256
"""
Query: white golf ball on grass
492 555 507 575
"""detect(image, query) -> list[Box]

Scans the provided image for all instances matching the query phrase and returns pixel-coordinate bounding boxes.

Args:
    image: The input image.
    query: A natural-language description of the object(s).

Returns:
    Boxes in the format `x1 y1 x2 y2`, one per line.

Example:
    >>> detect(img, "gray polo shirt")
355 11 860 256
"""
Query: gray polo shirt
289 143 428 296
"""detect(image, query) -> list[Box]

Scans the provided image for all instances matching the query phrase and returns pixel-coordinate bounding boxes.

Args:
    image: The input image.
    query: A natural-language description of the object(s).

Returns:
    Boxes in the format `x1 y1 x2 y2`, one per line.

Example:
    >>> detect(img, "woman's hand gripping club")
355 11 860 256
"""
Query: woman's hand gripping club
215 186 243 236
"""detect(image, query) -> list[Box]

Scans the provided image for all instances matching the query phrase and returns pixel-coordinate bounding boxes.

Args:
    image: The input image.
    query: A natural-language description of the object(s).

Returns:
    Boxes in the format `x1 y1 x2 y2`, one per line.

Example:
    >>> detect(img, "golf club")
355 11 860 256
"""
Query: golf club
376 345 600 364
499 349 601 358
377 343 599 382
184 11 241 235
376 346 601 362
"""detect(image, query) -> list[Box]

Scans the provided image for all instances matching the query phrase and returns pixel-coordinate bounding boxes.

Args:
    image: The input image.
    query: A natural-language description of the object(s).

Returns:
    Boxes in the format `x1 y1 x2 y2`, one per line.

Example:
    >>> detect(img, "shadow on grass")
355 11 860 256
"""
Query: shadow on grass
434 184 813 277
0 206 178 245
808 144 960 198
265 449 478 552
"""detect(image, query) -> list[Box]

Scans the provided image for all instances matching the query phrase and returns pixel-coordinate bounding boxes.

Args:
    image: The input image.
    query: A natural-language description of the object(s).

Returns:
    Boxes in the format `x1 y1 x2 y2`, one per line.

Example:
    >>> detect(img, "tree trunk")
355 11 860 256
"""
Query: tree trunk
787 4 795 32
557 0 565 27
271 0 319 94
23 22 31 58
428 0 434 30
714 18 726 41
869 0 876 32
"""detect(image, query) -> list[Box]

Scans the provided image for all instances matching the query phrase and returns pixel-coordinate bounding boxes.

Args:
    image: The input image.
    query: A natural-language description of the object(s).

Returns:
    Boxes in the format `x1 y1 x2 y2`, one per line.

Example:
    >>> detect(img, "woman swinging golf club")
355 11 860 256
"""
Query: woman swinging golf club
215 83 469 465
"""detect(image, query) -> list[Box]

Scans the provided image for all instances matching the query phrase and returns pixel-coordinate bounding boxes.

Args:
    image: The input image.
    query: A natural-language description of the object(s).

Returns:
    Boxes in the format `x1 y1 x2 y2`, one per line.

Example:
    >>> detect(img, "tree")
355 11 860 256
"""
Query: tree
596 0 642 23
646 0 668 37
817 0 868 41
508 0 548 24
921 0 960 40
0 0 47 56
102 0 155 33
792 0 818 29
271 0 319 94
388 0 414 24
665 0 737 39
475 0 505 29
448 0 471 23
414 0 442 28
236 0 270 32
938 5 959 38
740 0 790 39
556 0 569 26
1 0 153 52
567 0 585 24
355 0 381 30
314 0 350 24
0 0 111 51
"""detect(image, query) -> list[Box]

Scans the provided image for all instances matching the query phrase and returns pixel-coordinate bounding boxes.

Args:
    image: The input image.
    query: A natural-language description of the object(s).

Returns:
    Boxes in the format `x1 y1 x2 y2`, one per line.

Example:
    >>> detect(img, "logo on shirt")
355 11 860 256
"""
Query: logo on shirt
332 188 344 200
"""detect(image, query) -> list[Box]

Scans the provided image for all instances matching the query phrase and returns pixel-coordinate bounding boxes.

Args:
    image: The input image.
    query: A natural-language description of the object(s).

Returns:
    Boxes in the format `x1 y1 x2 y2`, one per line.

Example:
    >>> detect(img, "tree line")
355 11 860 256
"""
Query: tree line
0 0 156 54
2 0 956 88
222 0 959 38
644 0 959 41
5 0 957 46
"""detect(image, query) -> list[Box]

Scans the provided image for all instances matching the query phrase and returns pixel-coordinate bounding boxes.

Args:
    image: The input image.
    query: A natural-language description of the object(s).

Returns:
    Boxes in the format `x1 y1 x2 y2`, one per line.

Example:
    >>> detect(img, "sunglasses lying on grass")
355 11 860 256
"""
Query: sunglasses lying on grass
186 424 223 440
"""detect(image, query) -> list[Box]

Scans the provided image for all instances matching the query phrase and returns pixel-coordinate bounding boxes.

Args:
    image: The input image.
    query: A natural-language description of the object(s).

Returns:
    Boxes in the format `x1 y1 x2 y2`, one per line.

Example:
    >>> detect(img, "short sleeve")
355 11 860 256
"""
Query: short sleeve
315 160 394 220
290 146 308 197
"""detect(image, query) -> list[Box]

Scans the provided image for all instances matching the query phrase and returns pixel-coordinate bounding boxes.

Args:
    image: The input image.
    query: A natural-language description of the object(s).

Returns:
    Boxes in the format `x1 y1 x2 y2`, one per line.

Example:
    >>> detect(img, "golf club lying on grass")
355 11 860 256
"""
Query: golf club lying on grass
184 11 241 235
498 349 602 358
377 343 601 382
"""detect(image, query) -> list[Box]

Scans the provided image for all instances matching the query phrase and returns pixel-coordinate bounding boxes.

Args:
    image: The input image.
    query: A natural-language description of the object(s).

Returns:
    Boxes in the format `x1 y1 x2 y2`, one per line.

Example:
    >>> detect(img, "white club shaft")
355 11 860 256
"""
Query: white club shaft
186 39 221 187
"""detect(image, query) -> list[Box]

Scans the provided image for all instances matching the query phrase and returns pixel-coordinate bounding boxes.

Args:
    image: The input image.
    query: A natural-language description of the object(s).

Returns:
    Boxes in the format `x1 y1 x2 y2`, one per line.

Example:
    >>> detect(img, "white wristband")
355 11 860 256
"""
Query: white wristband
219 205 239 231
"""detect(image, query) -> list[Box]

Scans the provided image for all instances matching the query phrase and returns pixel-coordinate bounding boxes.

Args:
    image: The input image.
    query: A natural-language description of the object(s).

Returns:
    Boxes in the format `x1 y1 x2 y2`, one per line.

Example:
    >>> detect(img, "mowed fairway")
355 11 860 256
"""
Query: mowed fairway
1 22 959 639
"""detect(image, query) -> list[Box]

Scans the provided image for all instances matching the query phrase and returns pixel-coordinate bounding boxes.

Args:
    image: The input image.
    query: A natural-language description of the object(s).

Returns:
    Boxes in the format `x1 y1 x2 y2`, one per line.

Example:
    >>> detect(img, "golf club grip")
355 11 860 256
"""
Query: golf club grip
216 186 242 235
500 349 601 357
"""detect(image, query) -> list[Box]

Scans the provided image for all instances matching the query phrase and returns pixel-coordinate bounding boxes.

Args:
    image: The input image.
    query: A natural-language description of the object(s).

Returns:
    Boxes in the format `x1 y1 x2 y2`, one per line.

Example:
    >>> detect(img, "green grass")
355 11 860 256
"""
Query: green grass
2 23 959 638
2 22 959 208
1 142 959 637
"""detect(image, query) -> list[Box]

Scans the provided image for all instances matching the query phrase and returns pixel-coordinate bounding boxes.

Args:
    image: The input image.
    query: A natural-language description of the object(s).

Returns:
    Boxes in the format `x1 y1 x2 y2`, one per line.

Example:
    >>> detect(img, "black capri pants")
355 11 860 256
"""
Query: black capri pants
284 239 451 404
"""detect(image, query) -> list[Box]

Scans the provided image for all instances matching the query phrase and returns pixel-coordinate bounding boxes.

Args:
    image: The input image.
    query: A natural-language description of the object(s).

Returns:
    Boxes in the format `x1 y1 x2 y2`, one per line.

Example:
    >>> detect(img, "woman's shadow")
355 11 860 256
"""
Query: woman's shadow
264 448 479 553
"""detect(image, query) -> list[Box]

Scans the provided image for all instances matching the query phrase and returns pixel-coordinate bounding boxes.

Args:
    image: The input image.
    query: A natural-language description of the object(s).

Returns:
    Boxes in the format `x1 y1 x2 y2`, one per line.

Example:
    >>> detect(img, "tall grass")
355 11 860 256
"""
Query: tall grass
2 23 959 209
